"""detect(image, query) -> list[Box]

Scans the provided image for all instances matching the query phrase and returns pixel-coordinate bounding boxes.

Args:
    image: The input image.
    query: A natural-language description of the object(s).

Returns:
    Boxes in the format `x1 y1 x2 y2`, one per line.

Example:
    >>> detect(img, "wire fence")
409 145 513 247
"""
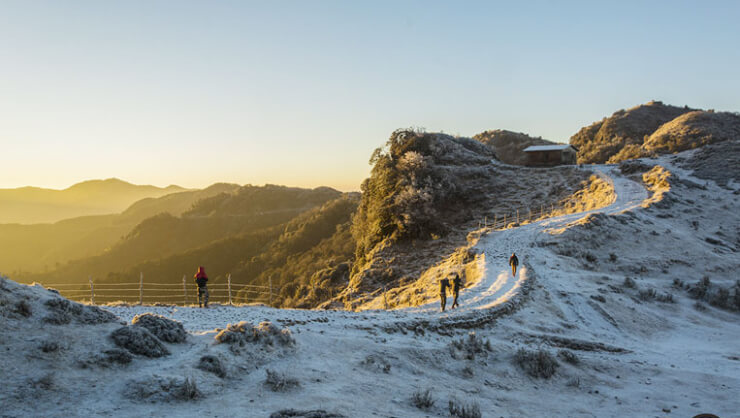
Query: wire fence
477 202 559 231
38 273 279 306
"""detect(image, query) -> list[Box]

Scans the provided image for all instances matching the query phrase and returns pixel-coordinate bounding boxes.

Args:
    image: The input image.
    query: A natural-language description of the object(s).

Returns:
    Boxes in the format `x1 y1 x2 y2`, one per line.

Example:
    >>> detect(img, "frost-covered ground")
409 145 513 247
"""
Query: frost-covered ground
1 151 738 418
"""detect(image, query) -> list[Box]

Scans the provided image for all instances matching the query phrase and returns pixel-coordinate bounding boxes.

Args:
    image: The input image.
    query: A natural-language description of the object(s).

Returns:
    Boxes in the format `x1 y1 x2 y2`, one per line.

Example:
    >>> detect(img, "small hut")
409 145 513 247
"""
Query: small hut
522 144 578 166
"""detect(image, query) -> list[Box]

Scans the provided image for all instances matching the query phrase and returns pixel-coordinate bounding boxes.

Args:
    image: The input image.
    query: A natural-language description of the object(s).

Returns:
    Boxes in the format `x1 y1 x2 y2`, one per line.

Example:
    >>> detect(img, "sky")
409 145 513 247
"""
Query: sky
1 1 739 192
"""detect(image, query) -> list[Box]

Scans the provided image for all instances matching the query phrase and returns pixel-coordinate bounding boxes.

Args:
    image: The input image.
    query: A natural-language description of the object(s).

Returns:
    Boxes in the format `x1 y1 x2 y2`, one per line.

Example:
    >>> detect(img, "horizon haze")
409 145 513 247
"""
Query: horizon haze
2 1 740 191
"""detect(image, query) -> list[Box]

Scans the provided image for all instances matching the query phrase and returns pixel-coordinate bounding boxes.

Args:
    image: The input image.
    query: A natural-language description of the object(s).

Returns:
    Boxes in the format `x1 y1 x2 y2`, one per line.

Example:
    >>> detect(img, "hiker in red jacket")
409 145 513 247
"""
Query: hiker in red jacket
194 266 209 308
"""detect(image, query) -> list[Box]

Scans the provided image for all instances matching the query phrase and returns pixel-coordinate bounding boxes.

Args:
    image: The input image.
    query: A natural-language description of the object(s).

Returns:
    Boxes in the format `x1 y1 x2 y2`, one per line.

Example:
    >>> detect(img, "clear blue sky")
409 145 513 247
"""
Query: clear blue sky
1 1 738 191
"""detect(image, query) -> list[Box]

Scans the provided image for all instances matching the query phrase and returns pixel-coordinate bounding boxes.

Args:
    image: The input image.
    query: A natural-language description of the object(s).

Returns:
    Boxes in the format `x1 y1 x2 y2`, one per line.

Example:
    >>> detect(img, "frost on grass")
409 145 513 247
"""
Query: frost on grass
124 375 200 402
197 355 226 378
132 313 187 343
411 389 434 410
215 321 295 349
687 277 740 311
43 297 118 325
264 369 299 392
514 348 559 379
110 325 170 358
557 349 580 365
270 410 347 418
361 354 391 373
448 398 482 418
449 332 492 360
78 348 133 369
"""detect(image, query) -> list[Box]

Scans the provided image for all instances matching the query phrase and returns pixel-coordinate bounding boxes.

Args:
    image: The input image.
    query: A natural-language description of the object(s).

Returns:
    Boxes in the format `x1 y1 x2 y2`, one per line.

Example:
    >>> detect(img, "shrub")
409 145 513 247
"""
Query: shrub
623 277 636 288
124 375 200 402
448 398 482 418
264 369 299 392
411 389 434 410
656 292 674 303
44 297 117 325
270 410 346 418
514 348 559 379
215 321 295 347
449 332 492 360
132 314 187 343
197 355 226 378
361 354 391 373
39 341 60 353
110 326 170 358
638 288 656 301
14 300 32 318
214 322 257 345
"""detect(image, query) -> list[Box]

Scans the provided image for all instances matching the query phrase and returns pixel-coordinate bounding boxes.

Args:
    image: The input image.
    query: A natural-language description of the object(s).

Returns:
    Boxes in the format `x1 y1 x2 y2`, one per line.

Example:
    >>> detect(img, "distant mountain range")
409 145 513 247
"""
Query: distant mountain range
0 178 187 224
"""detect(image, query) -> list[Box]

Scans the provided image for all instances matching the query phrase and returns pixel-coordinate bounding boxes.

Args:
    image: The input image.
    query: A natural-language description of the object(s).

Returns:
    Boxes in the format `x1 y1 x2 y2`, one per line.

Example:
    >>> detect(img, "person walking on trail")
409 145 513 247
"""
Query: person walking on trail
194 266 209 308
509 253 519 276
451 273 463 309
439 276 451 312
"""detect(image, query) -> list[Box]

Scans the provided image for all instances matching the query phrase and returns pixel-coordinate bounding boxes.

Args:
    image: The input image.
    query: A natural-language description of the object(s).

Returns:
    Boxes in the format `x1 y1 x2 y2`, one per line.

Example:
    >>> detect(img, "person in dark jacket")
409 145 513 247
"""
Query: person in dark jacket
439 276 451 312
451 273 463 309
509 253 519 276
194 266 209 308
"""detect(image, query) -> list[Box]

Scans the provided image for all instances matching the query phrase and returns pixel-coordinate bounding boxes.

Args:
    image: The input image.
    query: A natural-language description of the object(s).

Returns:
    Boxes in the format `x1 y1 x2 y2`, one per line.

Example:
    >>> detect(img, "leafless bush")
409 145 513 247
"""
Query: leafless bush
110 326 170 358
448 398 482 418
132 313 187 343
264 369 299 392
411 388 434 410
462 365 475 378
623 277 636 288
514 348 559 379
197 355 226 378
557 349 579 365
693 301 707 311
449 332 492 360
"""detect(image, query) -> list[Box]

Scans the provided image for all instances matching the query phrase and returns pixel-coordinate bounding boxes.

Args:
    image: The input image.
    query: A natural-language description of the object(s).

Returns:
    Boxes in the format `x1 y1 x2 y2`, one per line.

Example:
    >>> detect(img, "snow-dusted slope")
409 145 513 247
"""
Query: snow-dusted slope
2 152 738 418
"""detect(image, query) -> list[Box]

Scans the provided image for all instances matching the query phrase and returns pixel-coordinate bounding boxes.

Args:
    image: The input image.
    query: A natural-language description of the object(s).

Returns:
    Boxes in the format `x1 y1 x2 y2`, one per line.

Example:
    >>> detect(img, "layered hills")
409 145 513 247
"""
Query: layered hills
0 178 186 224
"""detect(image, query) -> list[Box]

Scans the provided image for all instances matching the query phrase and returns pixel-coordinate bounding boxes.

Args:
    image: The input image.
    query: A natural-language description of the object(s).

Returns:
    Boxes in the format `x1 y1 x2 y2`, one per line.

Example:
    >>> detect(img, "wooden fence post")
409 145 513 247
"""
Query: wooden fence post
269 277 273 306
183 274 187 306
89 276 94 305
484 216 487 228
494 213 497 229
516 209 519 224
383 285 388 310
227 274 232 306
139 272 143 305
541 204 544 218
528 208 532 221
504 214 507 227
551 203 554 216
